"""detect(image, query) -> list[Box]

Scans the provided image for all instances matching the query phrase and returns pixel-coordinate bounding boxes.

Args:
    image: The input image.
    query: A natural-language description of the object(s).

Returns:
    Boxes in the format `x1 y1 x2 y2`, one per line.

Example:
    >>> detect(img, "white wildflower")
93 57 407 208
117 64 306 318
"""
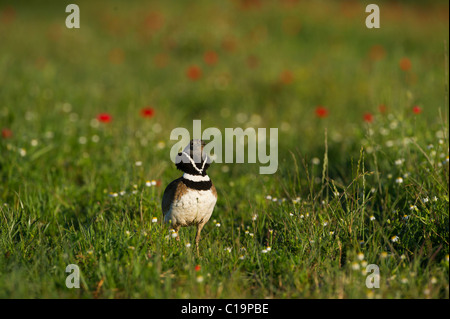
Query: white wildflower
385 140 395 148
196 276 204 283
91 135 100 143
78 136 87 144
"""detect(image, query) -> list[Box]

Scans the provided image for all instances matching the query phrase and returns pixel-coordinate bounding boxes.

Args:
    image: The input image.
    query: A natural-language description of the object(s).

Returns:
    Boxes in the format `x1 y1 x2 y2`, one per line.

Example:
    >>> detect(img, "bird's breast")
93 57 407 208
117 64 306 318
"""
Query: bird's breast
165 188 217 226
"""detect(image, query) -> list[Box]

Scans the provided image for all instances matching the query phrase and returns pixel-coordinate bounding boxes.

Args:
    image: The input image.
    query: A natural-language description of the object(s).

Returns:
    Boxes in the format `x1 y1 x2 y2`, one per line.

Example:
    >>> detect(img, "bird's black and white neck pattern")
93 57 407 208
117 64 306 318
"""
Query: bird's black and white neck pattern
181 173 212 191
176 151 211 176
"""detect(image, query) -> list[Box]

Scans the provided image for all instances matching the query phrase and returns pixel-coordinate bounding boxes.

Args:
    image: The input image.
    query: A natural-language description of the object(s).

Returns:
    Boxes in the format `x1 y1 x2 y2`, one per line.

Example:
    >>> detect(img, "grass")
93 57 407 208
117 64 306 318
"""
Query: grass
0 0 449 298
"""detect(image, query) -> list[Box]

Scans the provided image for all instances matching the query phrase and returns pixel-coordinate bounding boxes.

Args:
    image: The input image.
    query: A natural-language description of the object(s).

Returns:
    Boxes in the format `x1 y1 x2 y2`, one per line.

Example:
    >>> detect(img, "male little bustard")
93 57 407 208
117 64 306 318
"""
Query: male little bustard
161 139 217 253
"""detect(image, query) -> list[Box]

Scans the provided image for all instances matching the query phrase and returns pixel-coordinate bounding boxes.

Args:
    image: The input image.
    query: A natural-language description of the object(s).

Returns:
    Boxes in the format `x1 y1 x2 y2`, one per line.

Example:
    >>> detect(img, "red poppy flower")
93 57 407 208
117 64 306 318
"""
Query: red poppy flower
222 37 237 52
363 113 374 123
141 107 155 118
315 106 328 118
204 51 218 65
369 45 386 61
97 113 112 123
186 65 202 80
412 105 422 114
143 11 164 32
195 265 201 272
239 0 263 10
280 70 294 85
246 55 259 69
1 128 12 139
155 179 162 187
1 6 16 25
378 104 387 113
399 57 411 71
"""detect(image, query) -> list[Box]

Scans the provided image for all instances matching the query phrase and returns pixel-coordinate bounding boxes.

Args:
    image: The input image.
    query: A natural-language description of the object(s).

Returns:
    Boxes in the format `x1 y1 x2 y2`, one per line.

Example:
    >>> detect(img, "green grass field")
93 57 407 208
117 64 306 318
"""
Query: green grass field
0 0 449 299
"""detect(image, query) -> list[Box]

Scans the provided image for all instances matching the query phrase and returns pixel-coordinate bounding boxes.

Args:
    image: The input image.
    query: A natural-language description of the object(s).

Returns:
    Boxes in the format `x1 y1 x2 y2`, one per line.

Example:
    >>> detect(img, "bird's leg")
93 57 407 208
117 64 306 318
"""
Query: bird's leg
195 223 205 255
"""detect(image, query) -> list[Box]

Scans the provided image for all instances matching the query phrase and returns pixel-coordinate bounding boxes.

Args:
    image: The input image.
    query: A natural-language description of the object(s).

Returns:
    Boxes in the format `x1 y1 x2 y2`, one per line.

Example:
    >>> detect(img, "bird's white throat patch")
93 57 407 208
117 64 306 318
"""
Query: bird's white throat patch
183 173 210 182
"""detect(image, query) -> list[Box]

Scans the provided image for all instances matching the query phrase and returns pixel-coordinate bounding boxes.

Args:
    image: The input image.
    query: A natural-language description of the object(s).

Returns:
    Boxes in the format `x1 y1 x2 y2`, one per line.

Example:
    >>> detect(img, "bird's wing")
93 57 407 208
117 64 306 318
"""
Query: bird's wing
211 183 218 199
161 178 184 214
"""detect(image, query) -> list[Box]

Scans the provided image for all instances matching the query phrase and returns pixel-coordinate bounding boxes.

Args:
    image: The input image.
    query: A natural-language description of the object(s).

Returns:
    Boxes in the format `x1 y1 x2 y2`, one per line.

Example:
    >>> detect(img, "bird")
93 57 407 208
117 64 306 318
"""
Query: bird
161 139 217 253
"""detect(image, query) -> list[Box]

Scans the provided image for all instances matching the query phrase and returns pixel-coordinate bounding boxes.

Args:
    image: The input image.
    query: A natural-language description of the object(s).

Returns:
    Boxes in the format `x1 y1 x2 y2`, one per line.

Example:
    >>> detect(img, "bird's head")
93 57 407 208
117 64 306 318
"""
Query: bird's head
175 139 211 176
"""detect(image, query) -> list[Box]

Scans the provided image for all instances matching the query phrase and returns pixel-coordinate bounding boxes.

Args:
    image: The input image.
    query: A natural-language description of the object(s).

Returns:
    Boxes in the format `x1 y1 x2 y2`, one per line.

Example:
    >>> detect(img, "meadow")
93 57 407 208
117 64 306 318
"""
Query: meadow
0 0 449 299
